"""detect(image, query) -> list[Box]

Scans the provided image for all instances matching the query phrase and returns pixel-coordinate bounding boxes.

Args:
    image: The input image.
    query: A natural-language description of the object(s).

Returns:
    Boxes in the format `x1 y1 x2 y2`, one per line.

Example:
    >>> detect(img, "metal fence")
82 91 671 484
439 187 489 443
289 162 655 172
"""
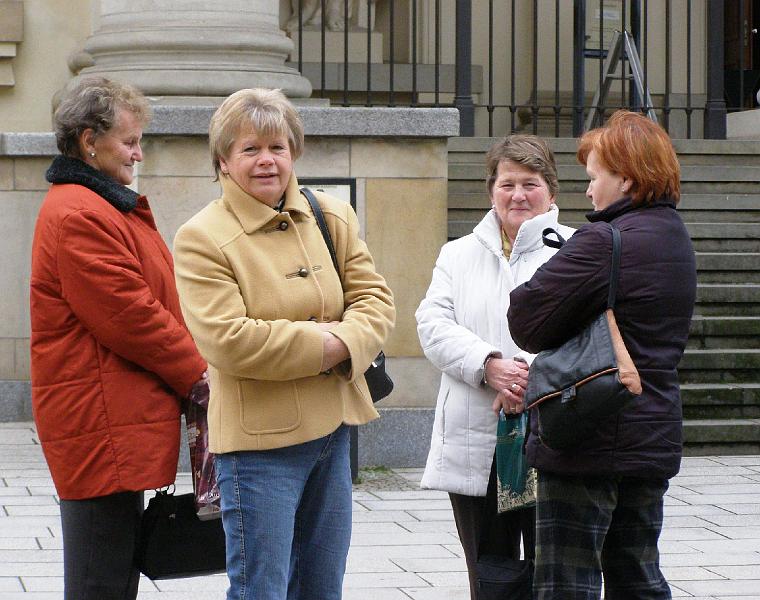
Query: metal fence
285 0 751 139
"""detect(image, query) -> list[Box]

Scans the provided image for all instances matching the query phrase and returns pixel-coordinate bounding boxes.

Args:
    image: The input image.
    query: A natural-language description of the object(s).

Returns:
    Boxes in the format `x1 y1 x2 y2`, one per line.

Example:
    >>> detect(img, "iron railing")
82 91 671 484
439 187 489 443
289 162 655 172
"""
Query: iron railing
285 0 746 139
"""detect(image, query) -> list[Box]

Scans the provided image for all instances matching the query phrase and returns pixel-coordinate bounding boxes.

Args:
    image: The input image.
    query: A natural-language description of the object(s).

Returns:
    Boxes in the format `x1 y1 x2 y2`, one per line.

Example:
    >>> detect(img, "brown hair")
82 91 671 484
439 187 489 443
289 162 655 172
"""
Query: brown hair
577 110 680 205
53 76 151 159
485 134 559 197
209 88 304 180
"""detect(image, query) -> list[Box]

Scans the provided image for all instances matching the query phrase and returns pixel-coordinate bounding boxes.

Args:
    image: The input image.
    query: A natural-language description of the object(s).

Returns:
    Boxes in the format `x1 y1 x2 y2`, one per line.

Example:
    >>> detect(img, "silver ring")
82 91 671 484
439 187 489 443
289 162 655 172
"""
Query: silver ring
511 383 518 391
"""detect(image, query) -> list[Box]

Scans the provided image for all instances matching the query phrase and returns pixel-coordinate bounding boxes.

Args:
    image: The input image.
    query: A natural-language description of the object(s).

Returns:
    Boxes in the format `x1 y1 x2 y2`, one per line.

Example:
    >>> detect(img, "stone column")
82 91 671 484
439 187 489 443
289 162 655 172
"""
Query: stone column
70 0 311 98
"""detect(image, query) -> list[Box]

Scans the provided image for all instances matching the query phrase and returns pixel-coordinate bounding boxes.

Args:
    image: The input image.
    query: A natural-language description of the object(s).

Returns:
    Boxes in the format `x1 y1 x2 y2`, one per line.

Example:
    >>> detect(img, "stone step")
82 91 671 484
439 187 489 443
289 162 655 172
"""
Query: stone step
448 191 760 219
449 162 760 184
682 419 760 448
448 220 760 251
681 384 760 419
448 137 760 163
679 349 760 383
687 316 760 348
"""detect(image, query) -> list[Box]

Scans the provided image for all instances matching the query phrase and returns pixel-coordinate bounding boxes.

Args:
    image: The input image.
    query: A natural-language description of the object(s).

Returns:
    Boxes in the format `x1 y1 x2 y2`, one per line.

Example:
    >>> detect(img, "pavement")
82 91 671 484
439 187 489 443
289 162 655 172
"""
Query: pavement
2 423 760 599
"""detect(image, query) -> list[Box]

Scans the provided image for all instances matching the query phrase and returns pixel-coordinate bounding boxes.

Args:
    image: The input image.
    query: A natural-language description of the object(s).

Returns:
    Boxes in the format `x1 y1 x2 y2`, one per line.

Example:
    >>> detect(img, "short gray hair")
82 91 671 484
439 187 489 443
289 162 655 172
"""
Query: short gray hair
208 88 304 180
485 134 559 197
53 76 151 159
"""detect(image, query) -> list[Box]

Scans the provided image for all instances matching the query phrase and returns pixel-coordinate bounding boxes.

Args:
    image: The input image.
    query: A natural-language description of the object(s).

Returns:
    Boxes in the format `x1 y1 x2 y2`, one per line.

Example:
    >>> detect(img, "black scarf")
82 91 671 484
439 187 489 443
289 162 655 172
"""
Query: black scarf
45 155 140 213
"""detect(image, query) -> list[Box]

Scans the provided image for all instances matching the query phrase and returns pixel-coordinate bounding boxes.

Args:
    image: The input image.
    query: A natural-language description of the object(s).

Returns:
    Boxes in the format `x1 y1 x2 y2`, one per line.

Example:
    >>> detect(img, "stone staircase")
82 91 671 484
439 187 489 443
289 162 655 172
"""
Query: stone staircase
448 137 760 455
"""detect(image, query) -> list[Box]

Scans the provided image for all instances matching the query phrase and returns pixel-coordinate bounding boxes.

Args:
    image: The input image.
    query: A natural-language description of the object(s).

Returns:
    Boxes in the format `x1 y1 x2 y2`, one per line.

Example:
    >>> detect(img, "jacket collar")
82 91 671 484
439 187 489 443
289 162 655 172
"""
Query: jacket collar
587 196 677 222
220 172 310 234
45 155 141 212
474 204 563 259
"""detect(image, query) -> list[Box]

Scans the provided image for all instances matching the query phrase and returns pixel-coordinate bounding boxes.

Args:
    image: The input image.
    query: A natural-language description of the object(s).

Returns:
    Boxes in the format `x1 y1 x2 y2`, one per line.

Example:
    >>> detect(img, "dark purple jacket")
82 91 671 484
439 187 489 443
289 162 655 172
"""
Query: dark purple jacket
507 197 697 480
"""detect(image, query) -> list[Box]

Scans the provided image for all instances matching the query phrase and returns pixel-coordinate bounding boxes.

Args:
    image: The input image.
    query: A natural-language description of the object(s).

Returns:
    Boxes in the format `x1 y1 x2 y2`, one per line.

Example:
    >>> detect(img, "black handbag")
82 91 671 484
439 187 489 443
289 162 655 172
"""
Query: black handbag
301 187 394 402
135 489 226 580
523 225 642 451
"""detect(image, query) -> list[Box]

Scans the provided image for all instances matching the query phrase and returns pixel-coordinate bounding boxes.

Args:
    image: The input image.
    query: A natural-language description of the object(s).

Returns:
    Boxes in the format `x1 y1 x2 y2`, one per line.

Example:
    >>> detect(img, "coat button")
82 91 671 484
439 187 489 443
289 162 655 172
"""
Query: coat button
298 267 309 277
278 221 288 230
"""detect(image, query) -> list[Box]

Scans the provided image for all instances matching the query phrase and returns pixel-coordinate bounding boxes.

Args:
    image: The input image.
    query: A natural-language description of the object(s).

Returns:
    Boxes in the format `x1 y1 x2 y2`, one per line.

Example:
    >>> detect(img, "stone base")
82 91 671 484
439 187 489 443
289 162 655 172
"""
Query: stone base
288 30 383 64
0 381 31 421
727 109 760 140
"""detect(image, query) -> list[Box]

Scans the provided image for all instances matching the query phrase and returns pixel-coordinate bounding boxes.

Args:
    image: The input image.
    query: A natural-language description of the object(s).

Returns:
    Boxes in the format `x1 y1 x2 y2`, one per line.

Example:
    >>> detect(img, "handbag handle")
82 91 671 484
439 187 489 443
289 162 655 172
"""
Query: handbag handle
542 225 621 309
301 187 341 277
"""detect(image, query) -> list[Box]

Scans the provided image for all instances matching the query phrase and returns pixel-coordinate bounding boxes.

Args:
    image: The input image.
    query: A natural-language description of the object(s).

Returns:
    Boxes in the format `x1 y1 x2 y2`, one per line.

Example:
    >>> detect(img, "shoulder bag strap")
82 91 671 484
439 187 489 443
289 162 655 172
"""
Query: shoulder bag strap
608 225 622 310
541 227 566 249
301 187 340 276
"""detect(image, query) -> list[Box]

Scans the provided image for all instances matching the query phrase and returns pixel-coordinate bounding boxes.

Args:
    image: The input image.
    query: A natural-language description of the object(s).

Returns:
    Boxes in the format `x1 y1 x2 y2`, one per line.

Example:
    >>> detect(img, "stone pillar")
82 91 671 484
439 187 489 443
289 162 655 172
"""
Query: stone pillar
70 0 311 98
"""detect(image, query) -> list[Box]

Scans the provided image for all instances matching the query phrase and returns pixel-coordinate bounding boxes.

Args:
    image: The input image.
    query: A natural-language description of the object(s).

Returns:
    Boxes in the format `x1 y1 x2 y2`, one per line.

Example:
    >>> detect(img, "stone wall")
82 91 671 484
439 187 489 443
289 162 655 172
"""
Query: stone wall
0 106 457 464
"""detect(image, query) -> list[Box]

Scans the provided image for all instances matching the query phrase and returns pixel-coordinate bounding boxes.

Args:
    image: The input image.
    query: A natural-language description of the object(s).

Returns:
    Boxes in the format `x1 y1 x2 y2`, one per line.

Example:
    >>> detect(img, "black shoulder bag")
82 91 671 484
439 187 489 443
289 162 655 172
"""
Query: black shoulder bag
523 225 642 450
301 187 394 402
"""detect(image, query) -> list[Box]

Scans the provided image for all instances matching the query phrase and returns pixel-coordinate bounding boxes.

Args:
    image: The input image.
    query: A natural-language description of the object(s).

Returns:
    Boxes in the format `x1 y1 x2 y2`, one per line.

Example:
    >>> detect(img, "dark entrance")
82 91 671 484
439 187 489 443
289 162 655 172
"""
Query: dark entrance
725 0 760 110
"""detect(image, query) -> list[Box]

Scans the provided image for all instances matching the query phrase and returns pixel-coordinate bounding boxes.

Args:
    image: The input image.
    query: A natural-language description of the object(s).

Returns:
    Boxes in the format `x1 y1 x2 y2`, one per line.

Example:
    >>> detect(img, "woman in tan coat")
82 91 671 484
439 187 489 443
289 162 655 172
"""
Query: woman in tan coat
173 88 395 600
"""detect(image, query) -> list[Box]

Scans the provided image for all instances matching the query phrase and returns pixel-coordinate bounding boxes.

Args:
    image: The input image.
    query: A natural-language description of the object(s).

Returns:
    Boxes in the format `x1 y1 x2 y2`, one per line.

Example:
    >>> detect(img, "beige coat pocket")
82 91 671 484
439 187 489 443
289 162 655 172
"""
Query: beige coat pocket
238 379 302 434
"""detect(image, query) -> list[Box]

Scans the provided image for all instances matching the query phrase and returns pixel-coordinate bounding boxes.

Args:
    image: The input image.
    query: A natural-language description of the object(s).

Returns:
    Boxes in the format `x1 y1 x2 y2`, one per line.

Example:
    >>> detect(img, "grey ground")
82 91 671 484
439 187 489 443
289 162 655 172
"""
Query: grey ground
2 423 760 599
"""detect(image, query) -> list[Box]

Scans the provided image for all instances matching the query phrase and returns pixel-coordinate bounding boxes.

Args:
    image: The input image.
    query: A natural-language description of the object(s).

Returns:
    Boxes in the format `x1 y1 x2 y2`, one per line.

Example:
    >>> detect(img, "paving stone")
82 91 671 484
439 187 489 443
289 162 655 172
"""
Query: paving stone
0 550 61 563
709 565 760 579
659 527 727 541
356 499 454 511
392 557 467 573
350 532 460 546
0 577 23 591
352 522 410 535
398 520 459 534
343 571 429 588
417 571 470 587
344 588 412 600
0 563 62 576
406 509 454 521
373 490 449 500
676 580 760 596
403 587 469 600
346 555 403 574
17 577 63 592
700 514 760 526
351 510 417 523
152 575 228 592
661 565 726 580
348 544 459 559
660 552 760 567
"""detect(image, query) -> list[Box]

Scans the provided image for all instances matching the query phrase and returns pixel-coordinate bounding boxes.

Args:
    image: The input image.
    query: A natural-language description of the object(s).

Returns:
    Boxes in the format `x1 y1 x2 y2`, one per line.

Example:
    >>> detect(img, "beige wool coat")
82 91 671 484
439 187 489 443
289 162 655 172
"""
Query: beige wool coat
174 174 395 453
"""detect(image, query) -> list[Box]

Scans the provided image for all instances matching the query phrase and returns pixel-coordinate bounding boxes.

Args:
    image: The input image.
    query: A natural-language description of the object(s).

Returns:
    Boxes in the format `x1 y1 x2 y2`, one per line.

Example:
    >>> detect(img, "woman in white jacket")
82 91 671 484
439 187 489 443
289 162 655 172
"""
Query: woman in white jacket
416 135 575 600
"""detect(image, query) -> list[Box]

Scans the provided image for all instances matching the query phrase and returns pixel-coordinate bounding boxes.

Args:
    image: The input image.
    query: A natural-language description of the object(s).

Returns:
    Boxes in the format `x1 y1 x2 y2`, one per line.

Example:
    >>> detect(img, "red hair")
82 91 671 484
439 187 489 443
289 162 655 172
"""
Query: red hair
577 111 680 205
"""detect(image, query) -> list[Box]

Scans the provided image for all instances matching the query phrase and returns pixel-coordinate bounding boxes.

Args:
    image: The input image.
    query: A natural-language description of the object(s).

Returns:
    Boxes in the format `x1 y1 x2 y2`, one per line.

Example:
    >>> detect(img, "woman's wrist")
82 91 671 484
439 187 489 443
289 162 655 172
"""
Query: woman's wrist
483 354 497 386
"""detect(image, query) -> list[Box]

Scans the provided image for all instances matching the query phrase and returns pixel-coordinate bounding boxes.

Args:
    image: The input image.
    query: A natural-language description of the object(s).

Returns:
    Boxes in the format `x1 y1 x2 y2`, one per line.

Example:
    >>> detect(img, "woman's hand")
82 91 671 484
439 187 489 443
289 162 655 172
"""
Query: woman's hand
492 390 525 416
319 321 350 371
484 357 529 392
188 371 210 409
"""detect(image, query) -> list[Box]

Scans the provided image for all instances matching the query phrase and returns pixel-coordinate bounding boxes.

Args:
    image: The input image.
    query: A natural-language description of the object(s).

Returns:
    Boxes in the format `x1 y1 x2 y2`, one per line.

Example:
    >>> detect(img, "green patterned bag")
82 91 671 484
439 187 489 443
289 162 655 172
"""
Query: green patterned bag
495 411 537 513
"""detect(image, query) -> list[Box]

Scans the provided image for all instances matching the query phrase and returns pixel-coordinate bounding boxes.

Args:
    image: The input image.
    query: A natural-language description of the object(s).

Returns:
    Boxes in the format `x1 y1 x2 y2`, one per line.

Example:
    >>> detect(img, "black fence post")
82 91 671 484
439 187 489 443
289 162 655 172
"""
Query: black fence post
630 0 642 111
704 0 727 139
455 0 474 136
573 0 586 136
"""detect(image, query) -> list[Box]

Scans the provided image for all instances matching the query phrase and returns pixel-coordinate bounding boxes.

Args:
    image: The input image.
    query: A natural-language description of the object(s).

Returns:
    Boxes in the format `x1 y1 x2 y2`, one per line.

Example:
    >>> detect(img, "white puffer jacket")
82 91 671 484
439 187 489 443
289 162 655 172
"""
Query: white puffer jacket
417 205 575 496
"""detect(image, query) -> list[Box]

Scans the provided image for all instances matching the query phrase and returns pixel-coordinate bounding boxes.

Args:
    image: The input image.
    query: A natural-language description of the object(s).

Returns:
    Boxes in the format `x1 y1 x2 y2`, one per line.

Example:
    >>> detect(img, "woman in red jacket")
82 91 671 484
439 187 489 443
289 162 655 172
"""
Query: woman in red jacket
30 76 207 600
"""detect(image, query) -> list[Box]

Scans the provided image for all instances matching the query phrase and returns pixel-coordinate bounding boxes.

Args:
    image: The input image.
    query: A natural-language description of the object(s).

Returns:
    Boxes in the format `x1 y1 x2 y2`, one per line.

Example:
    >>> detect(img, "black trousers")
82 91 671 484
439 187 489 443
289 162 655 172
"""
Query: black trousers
60 490 144 600
450 462 536 600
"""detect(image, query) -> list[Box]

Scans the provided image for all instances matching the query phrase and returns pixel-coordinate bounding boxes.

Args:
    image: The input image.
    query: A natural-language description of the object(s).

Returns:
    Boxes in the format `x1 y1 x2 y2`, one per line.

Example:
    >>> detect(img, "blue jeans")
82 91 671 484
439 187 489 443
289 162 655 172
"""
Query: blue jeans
215 425 352 600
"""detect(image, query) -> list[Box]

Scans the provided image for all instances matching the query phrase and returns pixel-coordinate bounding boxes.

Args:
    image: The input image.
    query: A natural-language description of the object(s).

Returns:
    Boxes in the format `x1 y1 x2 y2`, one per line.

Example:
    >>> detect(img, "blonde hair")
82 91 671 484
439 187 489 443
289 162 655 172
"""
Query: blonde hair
208 88 304 179
53 76 151 159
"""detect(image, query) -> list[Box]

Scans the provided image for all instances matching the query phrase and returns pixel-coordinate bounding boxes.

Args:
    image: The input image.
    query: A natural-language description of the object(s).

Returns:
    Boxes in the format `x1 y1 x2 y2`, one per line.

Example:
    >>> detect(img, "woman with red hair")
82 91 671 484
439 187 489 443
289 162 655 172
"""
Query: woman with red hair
507 111 697 599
